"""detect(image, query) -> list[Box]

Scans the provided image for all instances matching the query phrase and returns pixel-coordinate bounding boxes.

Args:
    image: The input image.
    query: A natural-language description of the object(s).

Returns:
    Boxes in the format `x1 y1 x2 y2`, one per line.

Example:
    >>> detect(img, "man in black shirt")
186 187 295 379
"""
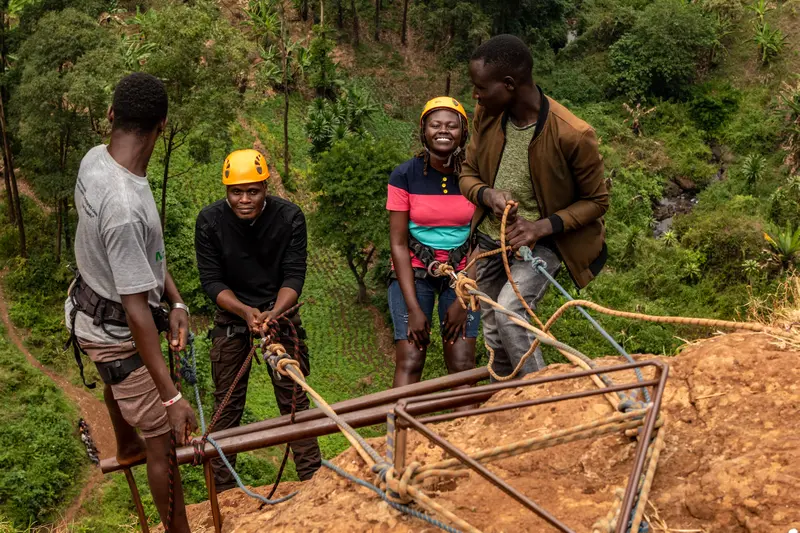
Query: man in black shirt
194 149 321 491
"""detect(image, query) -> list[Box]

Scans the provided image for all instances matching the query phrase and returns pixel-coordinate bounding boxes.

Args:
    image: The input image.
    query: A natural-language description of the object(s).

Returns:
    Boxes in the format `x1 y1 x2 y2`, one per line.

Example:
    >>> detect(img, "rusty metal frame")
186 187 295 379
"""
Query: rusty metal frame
392 360 669 533
103 367 491 532
107 361 666 533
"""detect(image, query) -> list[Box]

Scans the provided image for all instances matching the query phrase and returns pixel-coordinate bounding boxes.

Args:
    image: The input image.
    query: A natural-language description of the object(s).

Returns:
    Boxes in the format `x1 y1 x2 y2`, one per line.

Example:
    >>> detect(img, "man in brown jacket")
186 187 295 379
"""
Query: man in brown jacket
459 34 609 379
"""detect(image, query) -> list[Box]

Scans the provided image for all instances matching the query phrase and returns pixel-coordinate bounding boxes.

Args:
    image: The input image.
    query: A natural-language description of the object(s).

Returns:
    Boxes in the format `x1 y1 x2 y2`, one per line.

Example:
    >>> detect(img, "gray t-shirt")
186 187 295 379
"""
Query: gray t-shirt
64 144 166 343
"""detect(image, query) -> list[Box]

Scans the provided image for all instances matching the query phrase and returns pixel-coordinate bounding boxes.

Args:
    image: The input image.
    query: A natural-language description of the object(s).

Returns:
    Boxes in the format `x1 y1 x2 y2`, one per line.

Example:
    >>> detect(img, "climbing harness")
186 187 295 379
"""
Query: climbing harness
389 234 471 281
65 269 170 388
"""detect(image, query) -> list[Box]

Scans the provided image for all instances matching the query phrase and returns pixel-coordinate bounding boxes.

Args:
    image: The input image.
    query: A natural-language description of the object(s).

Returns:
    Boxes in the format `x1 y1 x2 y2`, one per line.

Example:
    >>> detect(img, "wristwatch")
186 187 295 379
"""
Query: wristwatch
171 302 190 315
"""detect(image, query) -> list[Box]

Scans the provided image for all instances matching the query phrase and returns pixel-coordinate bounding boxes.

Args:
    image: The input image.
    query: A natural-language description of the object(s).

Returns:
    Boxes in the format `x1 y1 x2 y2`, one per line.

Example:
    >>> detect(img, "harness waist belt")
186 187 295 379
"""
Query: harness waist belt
66 270 169 389
208 324 250 339
95 353 144 385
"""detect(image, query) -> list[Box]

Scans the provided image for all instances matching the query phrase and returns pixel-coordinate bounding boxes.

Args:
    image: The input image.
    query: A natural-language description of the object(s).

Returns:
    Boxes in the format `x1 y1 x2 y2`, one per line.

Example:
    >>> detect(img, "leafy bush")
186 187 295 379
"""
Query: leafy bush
608 0 718 99
0 334 84 528
739 153 767 191
689 82 740 136
675 197 766 282
768 175 800 228
718 87 780 155
309 135 404 302
305 85 379 157
540 55 611 105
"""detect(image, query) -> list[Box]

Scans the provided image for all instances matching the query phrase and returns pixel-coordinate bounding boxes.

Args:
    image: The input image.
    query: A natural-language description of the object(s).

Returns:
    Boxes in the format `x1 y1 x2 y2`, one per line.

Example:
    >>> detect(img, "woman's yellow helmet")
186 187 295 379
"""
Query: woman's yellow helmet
222 149 270 186
419 96 468 128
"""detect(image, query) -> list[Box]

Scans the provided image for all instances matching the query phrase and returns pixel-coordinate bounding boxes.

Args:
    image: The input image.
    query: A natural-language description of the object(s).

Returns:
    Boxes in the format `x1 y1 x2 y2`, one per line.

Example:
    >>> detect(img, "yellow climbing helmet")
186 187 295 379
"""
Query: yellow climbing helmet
222 149 270 186
419 96 468 128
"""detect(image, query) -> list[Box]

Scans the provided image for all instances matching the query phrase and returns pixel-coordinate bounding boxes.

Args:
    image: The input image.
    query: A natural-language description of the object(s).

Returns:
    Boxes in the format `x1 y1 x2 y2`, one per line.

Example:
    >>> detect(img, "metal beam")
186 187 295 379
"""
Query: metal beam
101 387 493 474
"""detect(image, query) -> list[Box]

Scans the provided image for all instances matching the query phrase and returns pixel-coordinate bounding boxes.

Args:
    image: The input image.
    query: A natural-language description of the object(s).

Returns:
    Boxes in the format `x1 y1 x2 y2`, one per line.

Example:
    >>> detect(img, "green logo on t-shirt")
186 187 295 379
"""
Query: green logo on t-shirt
155 250 164 262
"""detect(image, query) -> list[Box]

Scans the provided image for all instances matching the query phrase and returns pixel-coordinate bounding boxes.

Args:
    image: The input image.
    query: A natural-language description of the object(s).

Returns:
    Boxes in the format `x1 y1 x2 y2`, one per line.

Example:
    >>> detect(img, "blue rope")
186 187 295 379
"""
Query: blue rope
181 333 296 506
519 246 651 403
207 436 298 505
321 460 463 533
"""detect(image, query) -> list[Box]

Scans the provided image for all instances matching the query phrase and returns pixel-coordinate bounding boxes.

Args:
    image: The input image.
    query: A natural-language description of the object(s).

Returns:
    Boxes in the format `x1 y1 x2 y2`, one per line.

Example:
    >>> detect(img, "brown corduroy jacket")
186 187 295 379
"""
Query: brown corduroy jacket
459 87 609 289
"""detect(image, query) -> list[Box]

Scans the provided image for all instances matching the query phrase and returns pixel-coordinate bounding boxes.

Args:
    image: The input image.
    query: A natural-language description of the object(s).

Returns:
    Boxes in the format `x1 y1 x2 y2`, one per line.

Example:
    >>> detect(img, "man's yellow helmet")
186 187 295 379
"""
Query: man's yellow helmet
222 149 270 186
419 97 468 128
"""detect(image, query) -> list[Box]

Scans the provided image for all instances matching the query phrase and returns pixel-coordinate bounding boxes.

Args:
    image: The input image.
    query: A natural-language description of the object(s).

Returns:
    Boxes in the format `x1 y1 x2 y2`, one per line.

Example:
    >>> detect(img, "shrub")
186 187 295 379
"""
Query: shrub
689 82 740 136
675 198 765 282
608 0 718 99
739 153 767 191
309 135 404 302
768 175 800 228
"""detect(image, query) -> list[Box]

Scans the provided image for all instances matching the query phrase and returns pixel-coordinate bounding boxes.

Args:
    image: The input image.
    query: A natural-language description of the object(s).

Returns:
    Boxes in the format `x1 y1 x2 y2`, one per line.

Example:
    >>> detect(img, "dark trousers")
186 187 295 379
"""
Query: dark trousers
209 312 321 492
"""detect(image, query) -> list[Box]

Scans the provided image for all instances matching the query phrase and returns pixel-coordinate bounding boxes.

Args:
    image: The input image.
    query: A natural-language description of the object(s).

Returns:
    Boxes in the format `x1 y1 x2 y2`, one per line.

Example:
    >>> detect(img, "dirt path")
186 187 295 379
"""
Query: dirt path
15 174 51 214
0 272 114 526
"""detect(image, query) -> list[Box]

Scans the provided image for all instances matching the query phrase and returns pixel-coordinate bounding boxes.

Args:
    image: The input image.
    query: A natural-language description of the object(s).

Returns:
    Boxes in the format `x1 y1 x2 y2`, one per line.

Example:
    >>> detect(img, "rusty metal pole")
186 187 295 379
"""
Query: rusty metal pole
393 419 407 472
616 363 669 533
123 468 150 533
203 461 223 533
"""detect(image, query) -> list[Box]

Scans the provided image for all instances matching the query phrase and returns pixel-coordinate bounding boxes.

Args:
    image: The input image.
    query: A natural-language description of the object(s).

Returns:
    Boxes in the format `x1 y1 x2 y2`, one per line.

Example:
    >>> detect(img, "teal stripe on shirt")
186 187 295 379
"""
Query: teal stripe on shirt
408 221 470 250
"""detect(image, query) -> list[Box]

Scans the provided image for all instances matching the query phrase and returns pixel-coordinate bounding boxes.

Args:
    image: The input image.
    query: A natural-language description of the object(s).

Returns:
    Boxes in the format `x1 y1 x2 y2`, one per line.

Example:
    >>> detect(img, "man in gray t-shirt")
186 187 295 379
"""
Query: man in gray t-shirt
64 73 195 533
65 143 166 342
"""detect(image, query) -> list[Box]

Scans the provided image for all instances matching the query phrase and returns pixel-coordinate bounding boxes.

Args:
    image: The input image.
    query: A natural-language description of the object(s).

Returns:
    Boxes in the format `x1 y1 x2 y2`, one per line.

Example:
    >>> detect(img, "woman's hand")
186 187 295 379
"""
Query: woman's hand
442 300 468 345
407 307 430 350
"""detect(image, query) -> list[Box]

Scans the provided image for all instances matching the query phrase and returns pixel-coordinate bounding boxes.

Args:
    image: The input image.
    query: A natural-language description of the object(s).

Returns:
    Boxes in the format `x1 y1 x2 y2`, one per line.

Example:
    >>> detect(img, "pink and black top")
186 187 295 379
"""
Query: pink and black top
386 156 476 271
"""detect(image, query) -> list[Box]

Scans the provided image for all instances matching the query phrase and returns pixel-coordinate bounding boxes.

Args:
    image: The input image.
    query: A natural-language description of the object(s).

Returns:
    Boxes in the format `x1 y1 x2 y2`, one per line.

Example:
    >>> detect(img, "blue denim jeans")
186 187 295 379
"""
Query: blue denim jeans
388 276 481 341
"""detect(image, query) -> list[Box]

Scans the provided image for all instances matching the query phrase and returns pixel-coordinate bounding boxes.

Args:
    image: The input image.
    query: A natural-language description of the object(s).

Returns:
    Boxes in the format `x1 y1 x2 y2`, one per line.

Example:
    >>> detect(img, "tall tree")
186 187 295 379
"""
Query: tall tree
374 0 380 41
336 0 344 28
401 0 409 45
0 1 23 255
350 0 359 45
14 8 114 261
249 0 308 189
413 0 490 94
310 135 402 302
308 24 339 98
131 2 248 229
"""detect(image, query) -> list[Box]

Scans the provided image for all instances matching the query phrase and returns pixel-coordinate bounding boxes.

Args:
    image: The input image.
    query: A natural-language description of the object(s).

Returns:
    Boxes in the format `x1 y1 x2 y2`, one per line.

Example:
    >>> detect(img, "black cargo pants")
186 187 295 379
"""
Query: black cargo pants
208 310 322 492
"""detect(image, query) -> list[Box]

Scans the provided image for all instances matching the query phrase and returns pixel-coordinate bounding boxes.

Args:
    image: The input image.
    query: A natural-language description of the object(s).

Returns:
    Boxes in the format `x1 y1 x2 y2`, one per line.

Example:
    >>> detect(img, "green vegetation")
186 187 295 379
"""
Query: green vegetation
0 0 799 529
0 330 84 529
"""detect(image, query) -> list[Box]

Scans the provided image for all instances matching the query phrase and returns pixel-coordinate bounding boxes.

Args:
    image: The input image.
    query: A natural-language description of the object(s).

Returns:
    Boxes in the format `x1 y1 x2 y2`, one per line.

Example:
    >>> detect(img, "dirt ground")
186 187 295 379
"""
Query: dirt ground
168 332 800 533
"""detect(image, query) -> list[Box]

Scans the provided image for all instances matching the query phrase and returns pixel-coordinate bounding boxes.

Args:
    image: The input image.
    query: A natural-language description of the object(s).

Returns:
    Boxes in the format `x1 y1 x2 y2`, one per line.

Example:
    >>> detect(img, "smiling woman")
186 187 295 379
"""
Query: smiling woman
385 97 480 395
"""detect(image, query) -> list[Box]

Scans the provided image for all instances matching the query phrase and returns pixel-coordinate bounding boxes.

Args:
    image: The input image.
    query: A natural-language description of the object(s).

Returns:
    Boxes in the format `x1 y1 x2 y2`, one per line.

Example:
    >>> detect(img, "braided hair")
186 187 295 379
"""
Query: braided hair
417 111 469 177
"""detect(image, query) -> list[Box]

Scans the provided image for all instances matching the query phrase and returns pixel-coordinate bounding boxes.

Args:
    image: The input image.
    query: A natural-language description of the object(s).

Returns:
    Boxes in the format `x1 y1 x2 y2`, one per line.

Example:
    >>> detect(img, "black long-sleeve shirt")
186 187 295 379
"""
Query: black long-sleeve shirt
195 197 307 309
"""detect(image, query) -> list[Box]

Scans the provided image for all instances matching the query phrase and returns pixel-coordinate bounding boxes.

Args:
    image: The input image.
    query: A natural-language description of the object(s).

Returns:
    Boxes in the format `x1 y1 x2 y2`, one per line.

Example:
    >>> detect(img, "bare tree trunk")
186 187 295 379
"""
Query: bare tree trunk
350 0 360 46
337 0 343 28
2 154 13 222
345 246 375 303
63 198 71 254
0 94 24 257
345 252 369 303
283 85 290 186
445 71 451 95
160 133 174 232
0 10 23 256
55 200 62 263
301 0 309 21
374 0 380 41
281 6 291 188
401 0 409 45
0 9 9 223
320 0 324 27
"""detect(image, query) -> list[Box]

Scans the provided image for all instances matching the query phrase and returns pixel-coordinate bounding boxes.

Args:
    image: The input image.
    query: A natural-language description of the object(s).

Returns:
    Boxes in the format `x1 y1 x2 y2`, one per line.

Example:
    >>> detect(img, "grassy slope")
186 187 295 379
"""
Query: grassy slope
0 328 85 530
